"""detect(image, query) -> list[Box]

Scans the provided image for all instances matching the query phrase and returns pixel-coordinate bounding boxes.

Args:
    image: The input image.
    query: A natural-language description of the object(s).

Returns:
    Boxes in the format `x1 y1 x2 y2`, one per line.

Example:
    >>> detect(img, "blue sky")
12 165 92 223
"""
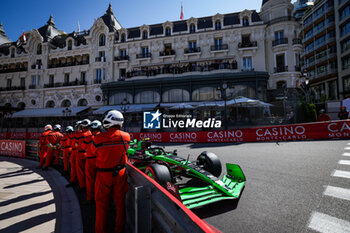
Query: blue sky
0 0 265 41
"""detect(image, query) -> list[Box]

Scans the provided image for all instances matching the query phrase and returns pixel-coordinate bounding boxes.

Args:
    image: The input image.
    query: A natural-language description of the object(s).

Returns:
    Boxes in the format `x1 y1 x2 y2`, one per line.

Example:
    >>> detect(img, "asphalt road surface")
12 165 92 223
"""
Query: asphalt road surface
157 140 350 233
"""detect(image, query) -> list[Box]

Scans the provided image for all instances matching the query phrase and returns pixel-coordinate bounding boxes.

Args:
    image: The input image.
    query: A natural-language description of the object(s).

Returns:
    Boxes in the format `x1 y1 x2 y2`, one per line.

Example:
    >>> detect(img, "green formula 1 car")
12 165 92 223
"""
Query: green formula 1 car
127 139 246 209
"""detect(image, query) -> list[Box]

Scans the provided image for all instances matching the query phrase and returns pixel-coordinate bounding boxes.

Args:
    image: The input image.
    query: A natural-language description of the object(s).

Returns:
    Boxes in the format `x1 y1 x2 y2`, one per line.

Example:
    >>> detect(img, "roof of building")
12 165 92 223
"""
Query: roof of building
223 13 240 26
150 24 163 36
198 17 213 29
37 15 63 42
0 23 12 46
100 3 122 32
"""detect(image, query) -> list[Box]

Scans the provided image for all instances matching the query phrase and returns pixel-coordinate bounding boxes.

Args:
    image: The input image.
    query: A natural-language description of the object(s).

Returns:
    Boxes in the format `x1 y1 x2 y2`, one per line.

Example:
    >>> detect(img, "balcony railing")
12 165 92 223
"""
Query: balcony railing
114 55 129 61
241 68 255 72
48 60 89 68
29 85 37 89
274 66 288 73
0 67 27 74
0 86 26 92
44 81 87 88
210 44 228 51
238 41 257 49
136 53 152 59
292 38 302 45
184 47 201 54
295 66 301 72
95 57 106 62
94 79 102 84
272 38 288 47
159 50 176 56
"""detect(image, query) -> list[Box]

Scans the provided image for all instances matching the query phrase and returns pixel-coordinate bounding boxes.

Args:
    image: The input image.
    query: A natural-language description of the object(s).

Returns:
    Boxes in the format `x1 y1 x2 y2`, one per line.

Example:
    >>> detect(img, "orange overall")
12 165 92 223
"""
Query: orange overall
38 130 51 168
45 131 63 167
69 131 79 183
82 131 100 201
61 134 71 172
93 128 130 233
75 129 92 189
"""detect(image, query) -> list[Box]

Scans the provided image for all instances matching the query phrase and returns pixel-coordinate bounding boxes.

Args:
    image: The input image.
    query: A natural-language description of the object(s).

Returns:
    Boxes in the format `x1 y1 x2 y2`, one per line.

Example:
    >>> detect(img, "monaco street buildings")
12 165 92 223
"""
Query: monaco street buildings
0 0 304 124
301 0 350 101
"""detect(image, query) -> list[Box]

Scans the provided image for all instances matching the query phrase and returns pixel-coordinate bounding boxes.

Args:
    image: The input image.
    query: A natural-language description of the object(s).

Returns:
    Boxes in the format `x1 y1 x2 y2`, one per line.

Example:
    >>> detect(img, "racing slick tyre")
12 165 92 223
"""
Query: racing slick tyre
145 164 172 187
197 151 222 177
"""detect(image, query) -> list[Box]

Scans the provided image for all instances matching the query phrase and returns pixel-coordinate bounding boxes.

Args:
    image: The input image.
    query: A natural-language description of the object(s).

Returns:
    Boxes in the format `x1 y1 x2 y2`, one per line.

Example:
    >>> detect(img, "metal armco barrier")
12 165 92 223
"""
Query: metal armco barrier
126 163 219 233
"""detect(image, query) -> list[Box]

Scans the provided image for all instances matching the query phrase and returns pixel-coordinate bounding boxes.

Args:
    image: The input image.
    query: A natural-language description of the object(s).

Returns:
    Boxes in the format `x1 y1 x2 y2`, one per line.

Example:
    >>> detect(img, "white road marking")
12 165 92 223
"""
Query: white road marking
332 170 350 179
345 147 350 150
308 212 350 233
342 153 350 157
324 186 350 201
339 160 350 165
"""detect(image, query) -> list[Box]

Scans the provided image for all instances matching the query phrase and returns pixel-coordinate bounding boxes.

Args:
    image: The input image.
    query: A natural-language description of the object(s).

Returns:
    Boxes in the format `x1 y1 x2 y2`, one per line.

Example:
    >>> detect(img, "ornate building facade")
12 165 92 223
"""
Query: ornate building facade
0 0 302 114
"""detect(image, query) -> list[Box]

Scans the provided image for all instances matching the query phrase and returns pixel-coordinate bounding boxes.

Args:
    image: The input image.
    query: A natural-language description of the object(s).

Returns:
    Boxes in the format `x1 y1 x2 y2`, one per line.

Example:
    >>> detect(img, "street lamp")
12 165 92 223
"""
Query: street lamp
120 98 130 128
216 82 236 130
62 107 72 126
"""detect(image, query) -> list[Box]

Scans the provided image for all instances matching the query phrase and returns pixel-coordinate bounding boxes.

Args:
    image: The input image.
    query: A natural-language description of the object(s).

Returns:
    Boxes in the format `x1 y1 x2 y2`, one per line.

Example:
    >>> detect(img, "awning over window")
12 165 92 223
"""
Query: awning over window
93 104 158 115
12 107 90 118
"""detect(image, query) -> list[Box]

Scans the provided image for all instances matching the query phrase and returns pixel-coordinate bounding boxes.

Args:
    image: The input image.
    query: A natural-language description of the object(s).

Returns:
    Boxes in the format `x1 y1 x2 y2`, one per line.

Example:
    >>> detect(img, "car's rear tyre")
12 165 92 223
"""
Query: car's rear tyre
145 164 172 187
197 151 222 177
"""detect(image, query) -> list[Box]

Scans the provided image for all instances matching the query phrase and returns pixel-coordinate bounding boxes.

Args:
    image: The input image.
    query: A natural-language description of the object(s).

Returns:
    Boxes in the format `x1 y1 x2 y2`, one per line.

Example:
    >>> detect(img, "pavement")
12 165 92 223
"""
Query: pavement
0 156 83 233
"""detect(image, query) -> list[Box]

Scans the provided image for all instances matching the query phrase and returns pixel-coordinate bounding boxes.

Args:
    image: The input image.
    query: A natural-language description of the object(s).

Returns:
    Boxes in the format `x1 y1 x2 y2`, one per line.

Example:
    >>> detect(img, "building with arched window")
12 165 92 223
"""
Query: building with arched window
0 1 309 121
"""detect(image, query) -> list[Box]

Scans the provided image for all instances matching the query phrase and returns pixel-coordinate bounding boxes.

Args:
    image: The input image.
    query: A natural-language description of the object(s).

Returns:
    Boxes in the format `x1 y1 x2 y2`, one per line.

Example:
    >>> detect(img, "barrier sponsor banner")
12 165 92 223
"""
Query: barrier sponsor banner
0 140 26 158
1 120 350 143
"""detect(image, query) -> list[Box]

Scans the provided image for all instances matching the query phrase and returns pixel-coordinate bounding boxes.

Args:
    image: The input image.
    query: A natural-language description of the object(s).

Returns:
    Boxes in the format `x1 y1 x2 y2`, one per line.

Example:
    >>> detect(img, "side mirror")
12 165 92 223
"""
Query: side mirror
173 149 177 155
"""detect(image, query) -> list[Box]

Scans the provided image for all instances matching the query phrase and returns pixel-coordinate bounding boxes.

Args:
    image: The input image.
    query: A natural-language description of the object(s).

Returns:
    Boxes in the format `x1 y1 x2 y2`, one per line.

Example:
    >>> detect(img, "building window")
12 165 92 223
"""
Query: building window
31 75 40 86
242 17 249 26
37 44 42 55
215 20 221 30
142 47 149 58
120 68 126 80
120 49 127 58
189 24 196 33
61 99 71 107
64 73 69 85
277 81 287 89
192 87 219 101
99 51 106 62
340 21 350 37
162 89 190 102
243 57 252 71
241 34 251 46
328 80 338 100
110 92 133 105
341 38 350 53
49 75 54 85
7 79 11 88
80 72 86 84
142 30 148 39
11 48 15 58
340 5 350 21
46 100 55 108
275 31 284 41
78 99 88 106
20 78 25 88
99 34 106 46
96 69 102 84
165 27 171 36
344 76 350 95
276 54 286 72
135 91 160 104
68 40 72 50
188 41 197 52
342 55 350 70
121 33 126 42
214 38 223 50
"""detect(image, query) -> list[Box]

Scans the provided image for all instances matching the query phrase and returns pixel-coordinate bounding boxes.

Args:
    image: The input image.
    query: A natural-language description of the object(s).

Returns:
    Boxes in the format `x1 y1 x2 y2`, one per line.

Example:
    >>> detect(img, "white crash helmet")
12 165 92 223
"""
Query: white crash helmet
65 126 74 132
90 120 102 130
103 110 124 129
44 124 52 131
80 119 91 128
75 120 82 128
53 124 62 131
